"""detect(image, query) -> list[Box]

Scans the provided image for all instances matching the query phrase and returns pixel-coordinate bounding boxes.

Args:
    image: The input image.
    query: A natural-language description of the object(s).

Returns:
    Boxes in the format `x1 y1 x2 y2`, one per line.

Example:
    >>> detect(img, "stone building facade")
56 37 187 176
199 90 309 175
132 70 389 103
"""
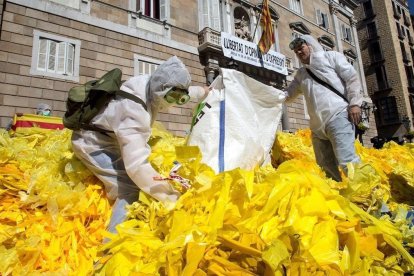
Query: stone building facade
355 0 414 143
0 0 375 144
0 0 205 136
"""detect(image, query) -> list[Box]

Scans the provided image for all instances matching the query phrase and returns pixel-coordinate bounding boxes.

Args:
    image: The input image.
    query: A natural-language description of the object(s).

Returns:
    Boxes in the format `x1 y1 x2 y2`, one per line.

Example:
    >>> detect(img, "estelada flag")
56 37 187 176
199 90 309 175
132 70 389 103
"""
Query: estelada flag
258 0 275 54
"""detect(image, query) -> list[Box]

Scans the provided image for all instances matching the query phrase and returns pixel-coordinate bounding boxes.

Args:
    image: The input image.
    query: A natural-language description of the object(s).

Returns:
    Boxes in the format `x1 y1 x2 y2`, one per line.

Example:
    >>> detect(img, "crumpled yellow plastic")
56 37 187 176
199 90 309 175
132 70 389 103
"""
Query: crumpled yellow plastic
97 127 414 275
0 128 111 275
2 125 414 275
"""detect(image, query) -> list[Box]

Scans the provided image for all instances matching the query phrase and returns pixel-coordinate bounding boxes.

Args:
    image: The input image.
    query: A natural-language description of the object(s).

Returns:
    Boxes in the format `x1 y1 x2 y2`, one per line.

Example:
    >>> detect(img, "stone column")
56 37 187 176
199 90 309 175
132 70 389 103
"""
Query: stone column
224 0 232 34
329 2 343 52
205 58 220 85
350 17 369 100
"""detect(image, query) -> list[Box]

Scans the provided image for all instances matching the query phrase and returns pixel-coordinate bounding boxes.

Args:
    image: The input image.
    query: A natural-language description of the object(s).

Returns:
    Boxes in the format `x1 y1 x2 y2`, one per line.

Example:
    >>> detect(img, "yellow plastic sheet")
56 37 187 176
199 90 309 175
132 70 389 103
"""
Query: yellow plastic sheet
1 125 414 275
0 128 111 275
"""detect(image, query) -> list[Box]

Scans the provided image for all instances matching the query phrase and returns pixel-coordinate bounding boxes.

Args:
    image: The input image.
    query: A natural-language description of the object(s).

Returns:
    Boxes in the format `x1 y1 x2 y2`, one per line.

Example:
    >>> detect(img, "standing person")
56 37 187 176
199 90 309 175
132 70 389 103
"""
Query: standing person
285 35 363 181
71 56 208 234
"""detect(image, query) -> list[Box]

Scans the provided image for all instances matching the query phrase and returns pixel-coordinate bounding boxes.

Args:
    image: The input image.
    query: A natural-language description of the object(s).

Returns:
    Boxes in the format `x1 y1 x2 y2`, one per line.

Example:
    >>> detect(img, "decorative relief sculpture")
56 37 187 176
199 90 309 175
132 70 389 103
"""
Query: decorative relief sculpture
235 16 251 40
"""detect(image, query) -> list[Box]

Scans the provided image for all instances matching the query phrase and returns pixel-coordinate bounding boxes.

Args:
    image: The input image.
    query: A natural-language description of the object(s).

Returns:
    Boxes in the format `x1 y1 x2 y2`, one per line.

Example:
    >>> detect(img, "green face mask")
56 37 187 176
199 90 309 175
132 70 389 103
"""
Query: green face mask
164 88 190 105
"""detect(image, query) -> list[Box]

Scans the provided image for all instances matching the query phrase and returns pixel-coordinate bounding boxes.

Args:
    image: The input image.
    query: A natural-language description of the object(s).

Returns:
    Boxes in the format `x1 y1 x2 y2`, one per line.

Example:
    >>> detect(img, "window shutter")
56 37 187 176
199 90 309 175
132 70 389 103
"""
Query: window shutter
203 0 210 28
48 41 57 72
37 39 47 71
341 25 346 39
67 44 74 75
159 0 167 21
211 0 220 31
56 42 66 74
347 28 353 43
316 9 321 25
324 13 329 29
198 0 203 30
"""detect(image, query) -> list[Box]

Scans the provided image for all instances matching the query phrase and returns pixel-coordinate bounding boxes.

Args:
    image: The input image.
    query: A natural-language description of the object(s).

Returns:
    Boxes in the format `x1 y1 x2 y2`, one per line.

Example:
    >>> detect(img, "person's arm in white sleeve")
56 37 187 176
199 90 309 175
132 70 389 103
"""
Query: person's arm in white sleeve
334 52 363 107
188 86 210 102
333 52 363 124
108 99 180 204
284 74 303 104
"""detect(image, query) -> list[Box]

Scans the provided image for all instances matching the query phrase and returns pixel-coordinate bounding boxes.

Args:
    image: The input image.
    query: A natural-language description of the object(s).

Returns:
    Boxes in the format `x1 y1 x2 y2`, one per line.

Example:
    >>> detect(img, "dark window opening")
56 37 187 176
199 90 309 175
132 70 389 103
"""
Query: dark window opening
378 96 399 124
375 65 389 91
367 22 377 39
363 1 374 17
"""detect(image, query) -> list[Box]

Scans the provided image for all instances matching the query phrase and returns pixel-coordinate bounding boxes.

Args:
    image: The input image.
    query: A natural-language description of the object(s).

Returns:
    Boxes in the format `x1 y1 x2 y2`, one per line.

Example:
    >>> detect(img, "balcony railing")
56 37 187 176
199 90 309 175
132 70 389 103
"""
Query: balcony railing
198 27 221 52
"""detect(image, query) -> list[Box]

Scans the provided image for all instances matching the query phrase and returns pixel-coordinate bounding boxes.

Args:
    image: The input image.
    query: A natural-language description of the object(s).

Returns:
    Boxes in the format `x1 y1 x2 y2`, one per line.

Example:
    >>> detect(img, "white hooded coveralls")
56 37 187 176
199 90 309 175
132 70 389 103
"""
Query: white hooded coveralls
71 56 205 233
286 35 363 181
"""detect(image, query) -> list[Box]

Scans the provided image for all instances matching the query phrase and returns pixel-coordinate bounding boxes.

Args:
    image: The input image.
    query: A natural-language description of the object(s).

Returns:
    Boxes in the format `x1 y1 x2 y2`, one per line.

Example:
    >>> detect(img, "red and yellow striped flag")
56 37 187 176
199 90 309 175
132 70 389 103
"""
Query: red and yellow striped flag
258 0 275 54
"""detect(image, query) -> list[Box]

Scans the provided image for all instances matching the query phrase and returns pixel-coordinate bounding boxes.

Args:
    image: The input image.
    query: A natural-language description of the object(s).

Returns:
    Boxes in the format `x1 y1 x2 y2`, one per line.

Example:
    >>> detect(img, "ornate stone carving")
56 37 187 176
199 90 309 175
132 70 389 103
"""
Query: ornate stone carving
234 16 251 41
350 17 357 27
329 2 339 15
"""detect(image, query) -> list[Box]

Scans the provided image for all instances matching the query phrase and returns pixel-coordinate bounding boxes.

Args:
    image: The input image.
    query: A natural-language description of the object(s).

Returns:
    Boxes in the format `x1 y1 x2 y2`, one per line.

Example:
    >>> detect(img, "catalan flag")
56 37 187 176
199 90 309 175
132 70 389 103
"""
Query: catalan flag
258 0 275 54
10 114 64 133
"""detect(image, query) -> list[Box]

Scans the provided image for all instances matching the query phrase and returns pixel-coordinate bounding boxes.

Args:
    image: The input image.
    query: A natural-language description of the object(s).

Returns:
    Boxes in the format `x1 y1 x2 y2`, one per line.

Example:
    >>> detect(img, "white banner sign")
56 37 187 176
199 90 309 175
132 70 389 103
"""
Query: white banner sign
221 32 288 76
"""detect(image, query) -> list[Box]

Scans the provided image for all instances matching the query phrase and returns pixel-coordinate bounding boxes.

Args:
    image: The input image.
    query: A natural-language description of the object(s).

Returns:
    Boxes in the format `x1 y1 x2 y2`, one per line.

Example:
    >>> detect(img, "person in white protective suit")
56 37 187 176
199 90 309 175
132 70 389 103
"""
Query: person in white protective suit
71 56 208 234
285 35 363 181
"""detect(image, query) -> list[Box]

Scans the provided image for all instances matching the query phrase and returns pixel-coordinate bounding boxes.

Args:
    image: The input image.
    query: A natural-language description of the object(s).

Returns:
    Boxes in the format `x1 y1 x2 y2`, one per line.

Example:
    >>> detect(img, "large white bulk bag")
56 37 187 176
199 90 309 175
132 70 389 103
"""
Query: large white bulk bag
187 68 286 173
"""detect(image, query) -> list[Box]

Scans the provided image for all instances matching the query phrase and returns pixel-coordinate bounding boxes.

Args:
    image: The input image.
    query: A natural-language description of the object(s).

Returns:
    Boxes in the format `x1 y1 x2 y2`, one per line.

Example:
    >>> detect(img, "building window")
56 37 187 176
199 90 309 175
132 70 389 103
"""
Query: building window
289 0 302 14
50 0 80 9
405 65 414 88
130 0 170 36
136 0 167 20
134 54 161 76
30 30 80 82
377 96 399 124
198 0 221 31
392 1 402 19
401 42 409 63
363 0 374 17
375 65 389 91
368 41 383 63
316 9 329 29
346 57 354 66
403 10 411 26
410 47 414 63
407 29 414 45
322 45 332 51
397 22 405 39
366 22 377 39
341 24 353 43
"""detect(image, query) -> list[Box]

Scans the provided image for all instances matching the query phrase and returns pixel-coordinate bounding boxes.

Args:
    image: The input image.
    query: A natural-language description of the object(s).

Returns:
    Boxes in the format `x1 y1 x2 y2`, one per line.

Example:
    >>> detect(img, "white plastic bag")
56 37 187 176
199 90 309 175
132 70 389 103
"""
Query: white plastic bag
187 68 285 173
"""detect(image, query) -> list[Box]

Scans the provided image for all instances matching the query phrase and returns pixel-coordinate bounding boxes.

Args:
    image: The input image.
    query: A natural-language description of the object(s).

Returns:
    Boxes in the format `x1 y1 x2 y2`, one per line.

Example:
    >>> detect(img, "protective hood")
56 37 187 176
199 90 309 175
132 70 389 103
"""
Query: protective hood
36 103 52 116
147 56 191 113
301 34 324 53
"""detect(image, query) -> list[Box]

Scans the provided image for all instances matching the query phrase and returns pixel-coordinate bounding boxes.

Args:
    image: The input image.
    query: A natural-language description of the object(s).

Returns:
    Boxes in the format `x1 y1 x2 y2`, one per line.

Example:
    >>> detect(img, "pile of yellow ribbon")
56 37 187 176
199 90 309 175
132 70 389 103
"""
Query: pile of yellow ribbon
0 128 111 275
1 125 414 275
